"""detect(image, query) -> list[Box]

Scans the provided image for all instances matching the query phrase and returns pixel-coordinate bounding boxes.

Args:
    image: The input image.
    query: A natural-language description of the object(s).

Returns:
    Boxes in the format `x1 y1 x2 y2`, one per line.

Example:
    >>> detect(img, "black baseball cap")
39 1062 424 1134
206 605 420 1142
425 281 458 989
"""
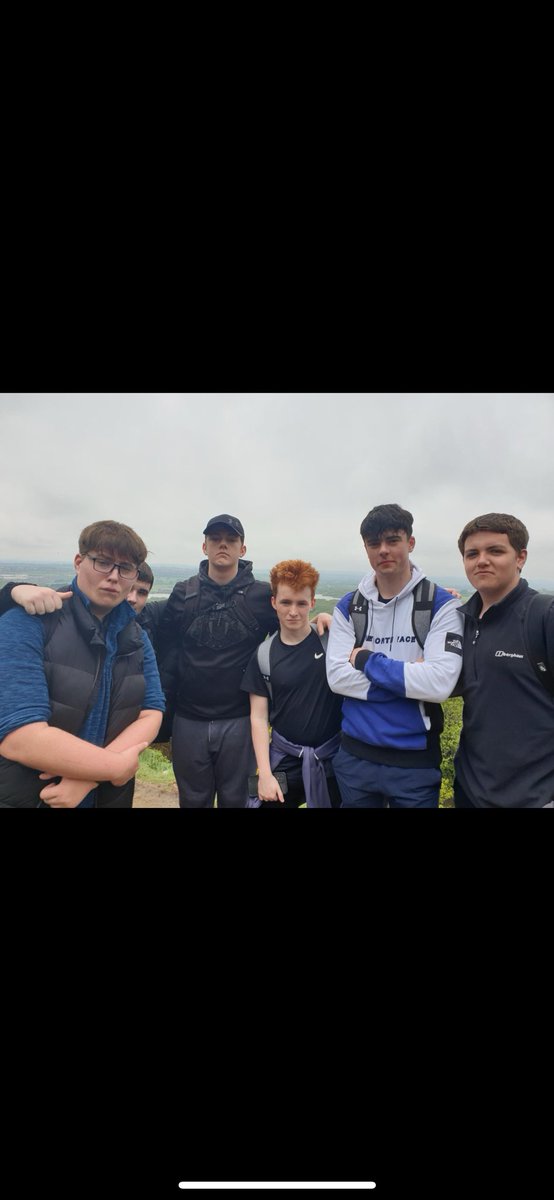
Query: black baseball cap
203 514 245 540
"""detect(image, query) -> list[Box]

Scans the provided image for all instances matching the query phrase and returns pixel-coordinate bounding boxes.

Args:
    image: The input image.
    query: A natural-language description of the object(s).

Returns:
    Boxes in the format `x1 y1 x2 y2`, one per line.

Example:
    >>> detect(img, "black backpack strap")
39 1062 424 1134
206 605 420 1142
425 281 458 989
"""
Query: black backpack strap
178 574 201 636
412 577 436 650
230 583 261 635
523 593 554 696
348 589 369 648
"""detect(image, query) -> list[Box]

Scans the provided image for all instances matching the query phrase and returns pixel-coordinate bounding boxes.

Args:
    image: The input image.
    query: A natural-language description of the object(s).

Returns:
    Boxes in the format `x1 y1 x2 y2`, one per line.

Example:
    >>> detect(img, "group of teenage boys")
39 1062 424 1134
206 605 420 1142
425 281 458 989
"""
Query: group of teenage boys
0 504 552 808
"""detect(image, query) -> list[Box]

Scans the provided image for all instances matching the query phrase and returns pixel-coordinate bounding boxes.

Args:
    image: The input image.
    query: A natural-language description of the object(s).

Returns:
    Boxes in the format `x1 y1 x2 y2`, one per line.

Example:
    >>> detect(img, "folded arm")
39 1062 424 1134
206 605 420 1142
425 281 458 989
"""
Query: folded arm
352 599 464 702
36 710 162 807
0 722 147 783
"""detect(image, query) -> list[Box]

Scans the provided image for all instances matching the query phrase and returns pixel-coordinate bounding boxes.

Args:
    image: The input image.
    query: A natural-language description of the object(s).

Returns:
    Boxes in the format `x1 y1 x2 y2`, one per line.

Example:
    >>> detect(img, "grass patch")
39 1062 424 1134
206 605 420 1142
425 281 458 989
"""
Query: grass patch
137 746 176 784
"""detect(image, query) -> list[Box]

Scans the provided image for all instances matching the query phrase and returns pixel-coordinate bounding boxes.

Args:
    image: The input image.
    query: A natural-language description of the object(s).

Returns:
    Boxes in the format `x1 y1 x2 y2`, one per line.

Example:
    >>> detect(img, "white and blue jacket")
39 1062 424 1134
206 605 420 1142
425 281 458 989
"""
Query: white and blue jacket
326 563 464 763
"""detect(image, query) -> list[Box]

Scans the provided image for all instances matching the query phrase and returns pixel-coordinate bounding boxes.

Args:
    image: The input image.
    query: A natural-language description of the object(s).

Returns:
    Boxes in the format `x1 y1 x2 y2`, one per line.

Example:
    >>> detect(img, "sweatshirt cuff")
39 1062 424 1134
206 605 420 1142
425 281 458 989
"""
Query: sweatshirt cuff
353 649 372 672
0 582 35 615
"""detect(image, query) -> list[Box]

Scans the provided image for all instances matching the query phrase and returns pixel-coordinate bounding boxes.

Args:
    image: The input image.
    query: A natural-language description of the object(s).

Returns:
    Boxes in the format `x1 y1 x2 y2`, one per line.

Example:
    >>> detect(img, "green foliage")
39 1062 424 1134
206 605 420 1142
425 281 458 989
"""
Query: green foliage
439 696 463 808
312 598 336 618
137 746 176 783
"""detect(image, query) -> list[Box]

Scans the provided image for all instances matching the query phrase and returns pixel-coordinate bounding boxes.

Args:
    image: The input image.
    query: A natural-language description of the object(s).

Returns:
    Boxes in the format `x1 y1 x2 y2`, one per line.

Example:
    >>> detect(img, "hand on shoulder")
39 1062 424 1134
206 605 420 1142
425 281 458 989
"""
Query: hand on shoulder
11 586 73 616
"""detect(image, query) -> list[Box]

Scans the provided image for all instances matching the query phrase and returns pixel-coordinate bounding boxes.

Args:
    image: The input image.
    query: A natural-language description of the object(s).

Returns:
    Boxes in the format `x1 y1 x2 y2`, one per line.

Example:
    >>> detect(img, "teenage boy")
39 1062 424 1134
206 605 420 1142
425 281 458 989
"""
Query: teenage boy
455 512 554 808
326 503 464 808
3 563 167 657
127 563 167 656
157 515 331 808
0 520 165 808
241 559 343 809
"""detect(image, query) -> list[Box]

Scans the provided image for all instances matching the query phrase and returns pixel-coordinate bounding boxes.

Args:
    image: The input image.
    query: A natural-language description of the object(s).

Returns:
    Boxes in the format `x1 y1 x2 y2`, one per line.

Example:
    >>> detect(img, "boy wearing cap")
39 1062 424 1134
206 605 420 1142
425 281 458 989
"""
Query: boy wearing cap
157 515 277 808
158 515 330 808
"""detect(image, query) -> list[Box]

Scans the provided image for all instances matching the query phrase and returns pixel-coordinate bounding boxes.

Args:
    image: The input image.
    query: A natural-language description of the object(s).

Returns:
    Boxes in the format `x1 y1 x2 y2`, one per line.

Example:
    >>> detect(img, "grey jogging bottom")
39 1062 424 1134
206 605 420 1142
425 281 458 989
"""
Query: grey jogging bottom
172 713 255 808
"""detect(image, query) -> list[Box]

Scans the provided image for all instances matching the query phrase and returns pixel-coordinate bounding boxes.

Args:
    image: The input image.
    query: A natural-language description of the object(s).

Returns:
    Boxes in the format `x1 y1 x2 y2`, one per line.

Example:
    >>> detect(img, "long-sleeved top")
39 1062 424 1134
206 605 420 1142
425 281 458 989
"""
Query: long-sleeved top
455 578 554 807
0 578 165 806
158 559 278 721
326 562 464 767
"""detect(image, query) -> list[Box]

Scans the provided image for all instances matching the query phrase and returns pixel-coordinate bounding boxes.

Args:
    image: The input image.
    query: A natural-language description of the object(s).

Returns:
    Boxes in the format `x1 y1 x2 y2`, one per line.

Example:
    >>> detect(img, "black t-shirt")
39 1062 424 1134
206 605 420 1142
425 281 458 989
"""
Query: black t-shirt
241 629 342 749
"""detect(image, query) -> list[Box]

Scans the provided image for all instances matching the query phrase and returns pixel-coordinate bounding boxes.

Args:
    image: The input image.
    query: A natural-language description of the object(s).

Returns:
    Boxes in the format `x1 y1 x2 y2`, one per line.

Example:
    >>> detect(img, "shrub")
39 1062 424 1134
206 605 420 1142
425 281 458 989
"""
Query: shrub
137 746 176 783
439 696 463 808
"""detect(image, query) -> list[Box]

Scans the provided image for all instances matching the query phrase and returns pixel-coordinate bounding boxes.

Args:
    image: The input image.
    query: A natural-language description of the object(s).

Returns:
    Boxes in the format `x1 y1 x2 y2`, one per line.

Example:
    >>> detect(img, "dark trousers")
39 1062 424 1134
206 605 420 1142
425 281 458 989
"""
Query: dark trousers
453 780 478 808
172 713 255 808
334 745 441 808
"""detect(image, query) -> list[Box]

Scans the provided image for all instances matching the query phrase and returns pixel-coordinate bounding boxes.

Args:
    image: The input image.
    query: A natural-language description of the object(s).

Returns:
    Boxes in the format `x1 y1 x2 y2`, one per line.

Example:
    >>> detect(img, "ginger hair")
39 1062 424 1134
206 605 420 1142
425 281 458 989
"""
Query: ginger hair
269 559 319 597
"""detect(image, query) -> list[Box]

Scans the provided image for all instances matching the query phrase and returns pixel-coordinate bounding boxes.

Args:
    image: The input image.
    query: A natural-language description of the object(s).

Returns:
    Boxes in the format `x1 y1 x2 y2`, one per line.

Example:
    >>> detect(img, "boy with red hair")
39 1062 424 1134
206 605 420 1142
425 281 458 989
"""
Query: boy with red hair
241 559 343 808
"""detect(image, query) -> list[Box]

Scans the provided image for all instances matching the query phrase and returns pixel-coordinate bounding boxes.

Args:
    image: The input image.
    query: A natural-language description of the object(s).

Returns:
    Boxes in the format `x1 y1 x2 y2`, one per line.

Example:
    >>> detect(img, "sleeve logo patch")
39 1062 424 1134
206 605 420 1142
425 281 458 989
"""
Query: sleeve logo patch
445 633 463 655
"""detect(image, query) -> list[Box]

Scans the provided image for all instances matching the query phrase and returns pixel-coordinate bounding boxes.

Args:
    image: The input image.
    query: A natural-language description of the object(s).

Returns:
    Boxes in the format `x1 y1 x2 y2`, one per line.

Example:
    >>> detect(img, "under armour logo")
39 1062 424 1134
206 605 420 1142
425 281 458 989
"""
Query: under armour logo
314 652 324 659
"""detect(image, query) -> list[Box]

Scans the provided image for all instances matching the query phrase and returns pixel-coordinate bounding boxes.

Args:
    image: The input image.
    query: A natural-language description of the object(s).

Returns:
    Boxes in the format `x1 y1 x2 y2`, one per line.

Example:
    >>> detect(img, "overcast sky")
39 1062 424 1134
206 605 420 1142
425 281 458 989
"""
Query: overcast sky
1 393 552 581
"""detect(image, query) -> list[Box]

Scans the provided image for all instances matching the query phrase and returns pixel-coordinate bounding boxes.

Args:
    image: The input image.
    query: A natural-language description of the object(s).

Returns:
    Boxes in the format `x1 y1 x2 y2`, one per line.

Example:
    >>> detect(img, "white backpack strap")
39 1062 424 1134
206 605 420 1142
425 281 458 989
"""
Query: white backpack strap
257 631 278 703
310 621 329 653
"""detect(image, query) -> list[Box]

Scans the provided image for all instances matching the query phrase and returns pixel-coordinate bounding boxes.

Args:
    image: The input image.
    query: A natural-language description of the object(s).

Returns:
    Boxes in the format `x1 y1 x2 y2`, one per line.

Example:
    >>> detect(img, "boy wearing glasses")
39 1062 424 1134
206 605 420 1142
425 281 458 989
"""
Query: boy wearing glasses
2 561 167 658
0 520 165 808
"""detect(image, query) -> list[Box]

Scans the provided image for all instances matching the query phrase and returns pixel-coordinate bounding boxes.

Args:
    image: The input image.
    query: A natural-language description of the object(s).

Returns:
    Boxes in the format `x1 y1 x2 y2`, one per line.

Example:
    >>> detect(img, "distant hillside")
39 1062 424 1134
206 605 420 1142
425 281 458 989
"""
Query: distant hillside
2 559 551 606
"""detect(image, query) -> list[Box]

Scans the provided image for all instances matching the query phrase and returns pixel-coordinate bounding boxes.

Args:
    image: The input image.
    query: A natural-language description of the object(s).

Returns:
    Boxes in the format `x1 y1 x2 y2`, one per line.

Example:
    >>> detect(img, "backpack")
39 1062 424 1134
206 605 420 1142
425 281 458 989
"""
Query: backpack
522 592 554 696
257 622 329 704
348 577 437 649
177 573 261 637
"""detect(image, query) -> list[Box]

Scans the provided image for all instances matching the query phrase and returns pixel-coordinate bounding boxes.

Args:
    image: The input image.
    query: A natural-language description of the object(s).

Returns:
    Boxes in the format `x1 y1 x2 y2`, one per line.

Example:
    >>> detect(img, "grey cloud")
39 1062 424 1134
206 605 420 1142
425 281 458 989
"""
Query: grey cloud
1 393 552 582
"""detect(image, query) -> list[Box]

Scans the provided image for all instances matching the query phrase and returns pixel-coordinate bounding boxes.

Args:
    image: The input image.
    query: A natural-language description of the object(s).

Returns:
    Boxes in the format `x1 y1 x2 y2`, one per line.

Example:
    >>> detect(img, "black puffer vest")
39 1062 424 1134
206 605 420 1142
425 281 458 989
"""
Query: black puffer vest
0 595 145 808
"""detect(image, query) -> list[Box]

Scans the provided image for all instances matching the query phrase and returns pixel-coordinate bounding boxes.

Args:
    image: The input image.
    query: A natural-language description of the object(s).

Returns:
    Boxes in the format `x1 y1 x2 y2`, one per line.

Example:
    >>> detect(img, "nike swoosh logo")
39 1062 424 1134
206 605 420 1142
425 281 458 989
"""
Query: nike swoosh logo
314 652 324 659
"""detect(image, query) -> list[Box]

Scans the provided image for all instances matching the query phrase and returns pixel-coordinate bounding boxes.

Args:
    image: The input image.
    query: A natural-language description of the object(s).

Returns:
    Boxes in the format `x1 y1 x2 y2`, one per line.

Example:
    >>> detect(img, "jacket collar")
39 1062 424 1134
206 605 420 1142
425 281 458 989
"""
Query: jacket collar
198 557 255 594
459 576 528 620
69 577 136 644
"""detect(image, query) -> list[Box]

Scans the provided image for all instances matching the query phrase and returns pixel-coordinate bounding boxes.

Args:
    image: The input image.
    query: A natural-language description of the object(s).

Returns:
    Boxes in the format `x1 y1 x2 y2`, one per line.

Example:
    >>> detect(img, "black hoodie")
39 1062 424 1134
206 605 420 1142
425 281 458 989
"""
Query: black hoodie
158 559 278 720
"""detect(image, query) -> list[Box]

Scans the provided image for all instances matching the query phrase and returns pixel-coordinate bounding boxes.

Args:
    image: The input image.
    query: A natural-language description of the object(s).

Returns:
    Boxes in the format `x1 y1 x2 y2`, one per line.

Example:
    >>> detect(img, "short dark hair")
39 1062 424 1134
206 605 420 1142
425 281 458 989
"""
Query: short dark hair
360 504 414 542
458 513 529 556
78 520 148 565
137 562 154 587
